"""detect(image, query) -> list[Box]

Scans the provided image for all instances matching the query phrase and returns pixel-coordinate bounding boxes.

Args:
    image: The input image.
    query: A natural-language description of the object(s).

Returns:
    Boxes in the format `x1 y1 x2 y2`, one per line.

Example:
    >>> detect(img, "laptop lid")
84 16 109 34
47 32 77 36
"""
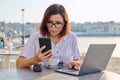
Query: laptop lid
78 44 116 75
56 44 116 76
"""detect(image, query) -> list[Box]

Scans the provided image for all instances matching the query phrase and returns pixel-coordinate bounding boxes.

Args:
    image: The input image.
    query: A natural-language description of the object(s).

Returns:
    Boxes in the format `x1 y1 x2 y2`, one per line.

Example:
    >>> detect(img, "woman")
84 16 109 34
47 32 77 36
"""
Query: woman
16 4 81 70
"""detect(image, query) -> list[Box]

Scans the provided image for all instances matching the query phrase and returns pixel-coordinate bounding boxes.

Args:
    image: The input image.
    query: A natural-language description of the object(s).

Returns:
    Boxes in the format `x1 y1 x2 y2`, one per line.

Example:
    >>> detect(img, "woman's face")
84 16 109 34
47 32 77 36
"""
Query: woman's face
47 14 64 37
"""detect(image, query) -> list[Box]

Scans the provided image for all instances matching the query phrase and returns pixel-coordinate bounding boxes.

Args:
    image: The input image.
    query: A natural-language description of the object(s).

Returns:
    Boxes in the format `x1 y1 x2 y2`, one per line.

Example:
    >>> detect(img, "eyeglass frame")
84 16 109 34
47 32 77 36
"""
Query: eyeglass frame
47 21 65 29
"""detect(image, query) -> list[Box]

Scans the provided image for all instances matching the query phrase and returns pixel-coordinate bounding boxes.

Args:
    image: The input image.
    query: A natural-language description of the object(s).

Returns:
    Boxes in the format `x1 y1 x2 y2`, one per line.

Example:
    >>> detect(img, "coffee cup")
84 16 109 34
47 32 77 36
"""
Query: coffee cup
44 58 60 69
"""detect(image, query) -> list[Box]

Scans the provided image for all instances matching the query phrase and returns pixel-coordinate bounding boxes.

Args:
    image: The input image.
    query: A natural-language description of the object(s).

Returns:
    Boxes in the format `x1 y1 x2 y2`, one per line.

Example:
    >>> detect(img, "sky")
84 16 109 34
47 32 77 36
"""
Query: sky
0 0 120 23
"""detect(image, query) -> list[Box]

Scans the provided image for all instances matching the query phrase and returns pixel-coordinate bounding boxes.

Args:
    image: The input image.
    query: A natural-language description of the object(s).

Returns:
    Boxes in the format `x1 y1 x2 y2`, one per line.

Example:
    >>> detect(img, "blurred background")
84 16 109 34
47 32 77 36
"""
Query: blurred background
0 0 120 70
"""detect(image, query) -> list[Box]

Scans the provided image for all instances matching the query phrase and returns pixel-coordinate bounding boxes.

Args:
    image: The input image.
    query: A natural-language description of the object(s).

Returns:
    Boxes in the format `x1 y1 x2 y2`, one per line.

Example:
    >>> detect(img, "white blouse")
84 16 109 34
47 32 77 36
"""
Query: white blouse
19 31 80 64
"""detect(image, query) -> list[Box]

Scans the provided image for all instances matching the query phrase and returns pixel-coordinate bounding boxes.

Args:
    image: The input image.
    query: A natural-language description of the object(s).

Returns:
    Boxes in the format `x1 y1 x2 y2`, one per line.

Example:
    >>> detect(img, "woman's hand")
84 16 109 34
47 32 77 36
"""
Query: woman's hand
33 46 52 63
67 60 81 70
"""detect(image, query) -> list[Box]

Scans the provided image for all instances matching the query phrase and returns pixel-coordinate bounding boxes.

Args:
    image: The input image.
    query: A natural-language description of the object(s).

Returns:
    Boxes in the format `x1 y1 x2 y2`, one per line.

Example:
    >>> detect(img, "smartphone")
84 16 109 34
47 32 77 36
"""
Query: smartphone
39 38 52 53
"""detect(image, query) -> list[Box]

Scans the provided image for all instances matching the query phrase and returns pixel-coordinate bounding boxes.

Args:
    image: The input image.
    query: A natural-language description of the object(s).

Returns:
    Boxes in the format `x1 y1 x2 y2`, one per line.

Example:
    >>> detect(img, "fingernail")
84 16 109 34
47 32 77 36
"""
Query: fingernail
74 66 77 69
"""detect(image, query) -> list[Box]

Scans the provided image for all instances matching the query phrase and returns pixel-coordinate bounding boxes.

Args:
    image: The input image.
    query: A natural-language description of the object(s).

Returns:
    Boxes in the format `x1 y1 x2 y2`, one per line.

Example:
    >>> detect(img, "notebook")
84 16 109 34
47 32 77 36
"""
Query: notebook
56 44 116 76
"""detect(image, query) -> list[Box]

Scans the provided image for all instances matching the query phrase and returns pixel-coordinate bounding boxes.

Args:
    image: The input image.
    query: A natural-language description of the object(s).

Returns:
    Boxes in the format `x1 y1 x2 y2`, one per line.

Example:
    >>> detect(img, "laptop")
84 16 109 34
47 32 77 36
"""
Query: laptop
56 44 116 76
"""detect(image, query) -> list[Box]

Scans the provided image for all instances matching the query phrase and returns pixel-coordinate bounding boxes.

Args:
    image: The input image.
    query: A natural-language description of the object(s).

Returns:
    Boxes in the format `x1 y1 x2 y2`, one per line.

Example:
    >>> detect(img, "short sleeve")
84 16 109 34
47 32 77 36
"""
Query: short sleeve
19 32 39 58
72 33 81 59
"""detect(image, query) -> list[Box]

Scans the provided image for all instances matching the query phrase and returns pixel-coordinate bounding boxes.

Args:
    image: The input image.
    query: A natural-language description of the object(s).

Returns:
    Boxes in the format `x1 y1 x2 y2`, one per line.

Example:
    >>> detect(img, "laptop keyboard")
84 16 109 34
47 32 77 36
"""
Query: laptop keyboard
56 66 79 74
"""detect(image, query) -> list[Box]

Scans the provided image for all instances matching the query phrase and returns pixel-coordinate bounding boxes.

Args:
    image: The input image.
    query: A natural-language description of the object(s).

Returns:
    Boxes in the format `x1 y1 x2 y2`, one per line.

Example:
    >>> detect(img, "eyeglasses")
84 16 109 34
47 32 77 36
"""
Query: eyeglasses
47 21 64 29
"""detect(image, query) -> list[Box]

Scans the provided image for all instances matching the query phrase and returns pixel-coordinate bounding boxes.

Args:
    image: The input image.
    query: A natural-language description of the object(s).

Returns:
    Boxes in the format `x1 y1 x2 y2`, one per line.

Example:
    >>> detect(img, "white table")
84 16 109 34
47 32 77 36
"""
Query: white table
0 49 20 69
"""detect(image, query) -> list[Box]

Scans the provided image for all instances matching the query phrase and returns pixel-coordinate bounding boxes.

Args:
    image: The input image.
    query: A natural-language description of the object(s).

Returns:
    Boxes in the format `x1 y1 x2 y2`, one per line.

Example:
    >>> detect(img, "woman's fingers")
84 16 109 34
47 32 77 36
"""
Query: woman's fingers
73 61 80 70
34 47 52 63
39 46 46 53
40 50 52 59
43 50 52 56
68 63 72 68
37 49 52 61
67 61 80 70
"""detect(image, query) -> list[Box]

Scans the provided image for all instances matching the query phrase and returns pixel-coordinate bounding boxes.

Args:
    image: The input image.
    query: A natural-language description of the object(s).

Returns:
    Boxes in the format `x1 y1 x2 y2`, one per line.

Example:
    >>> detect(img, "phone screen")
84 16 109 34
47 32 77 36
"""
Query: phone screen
39 38 52 53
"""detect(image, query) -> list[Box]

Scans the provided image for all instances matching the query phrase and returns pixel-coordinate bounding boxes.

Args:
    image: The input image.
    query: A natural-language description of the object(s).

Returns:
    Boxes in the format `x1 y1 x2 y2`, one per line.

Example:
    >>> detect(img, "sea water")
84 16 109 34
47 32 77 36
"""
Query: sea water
77 36 120 57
